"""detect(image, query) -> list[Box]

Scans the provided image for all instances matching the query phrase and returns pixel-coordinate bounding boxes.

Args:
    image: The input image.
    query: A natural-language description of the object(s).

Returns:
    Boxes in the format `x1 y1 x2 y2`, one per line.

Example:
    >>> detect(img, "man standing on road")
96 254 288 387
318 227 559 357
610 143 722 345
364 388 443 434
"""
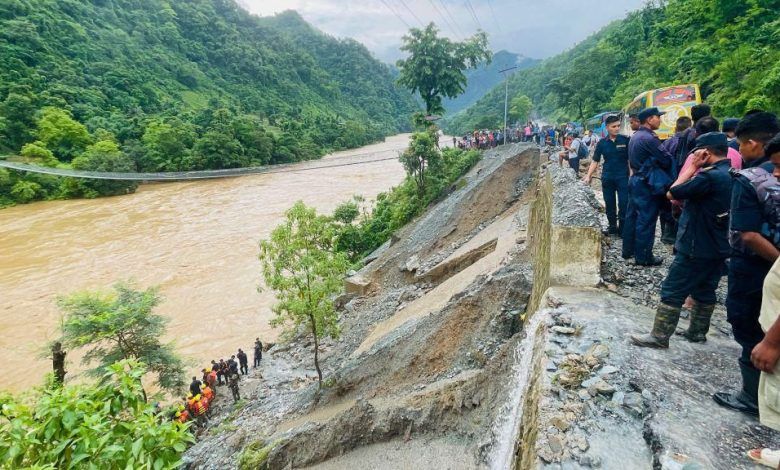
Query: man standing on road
714 112 780 417
630 133 733 348
583 115 630 236
622 107 674 266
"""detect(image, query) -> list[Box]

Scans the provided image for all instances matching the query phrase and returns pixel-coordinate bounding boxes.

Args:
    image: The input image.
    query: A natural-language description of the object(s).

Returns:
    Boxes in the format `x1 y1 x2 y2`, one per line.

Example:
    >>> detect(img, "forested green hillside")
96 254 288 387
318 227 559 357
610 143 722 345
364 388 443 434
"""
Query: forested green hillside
445 0 780 133
442 50 538 114
0 0 417 206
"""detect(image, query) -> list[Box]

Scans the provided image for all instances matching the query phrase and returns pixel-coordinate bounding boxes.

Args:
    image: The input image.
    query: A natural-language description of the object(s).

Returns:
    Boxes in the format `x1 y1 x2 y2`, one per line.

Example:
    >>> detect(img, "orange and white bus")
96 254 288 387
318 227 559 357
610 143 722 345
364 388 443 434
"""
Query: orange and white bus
621 84 702 140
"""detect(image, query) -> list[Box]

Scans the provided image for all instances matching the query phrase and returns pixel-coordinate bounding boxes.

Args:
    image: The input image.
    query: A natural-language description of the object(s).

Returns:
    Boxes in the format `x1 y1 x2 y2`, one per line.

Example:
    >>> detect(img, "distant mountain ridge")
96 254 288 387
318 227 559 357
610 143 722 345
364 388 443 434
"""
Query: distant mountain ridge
443 50 539 115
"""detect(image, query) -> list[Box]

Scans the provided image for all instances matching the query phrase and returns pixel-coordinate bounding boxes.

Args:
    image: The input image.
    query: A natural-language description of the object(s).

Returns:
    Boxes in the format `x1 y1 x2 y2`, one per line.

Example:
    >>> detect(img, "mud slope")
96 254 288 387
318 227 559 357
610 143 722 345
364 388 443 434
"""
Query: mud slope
184 143 541 469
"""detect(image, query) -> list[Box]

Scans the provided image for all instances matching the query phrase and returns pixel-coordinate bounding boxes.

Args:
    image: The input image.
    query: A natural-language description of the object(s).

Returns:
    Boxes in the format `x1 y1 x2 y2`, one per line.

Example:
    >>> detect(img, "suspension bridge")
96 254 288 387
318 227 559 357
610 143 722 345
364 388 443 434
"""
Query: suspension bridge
0 153 401 181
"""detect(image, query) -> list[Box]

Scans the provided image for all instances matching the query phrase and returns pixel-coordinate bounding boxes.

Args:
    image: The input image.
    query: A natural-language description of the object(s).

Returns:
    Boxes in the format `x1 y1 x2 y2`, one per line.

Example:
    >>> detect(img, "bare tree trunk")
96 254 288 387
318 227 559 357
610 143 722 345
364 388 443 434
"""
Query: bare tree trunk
310 315 323 387
52 341 66 386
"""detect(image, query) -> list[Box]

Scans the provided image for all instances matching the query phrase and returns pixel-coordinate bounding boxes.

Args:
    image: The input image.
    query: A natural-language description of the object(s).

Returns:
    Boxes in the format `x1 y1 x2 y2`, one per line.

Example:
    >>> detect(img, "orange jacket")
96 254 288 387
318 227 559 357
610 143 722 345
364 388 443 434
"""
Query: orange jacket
202 386 214 403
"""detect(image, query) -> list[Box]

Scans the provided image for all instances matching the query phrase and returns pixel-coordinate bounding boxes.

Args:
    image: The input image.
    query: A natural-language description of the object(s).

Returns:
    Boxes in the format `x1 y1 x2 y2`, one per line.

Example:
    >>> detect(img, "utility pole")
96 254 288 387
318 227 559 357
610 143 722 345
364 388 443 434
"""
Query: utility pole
499 66 519 145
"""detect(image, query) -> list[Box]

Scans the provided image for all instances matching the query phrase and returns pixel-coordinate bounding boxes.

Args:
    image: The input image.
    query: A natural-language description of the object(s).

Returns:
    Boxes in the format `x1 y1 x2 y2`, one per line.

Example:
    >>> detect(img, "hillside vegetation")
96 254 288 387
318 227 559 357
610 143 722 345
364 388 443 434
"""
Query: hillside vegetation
0 0 417 206
445 0 780 133
441 50 538 114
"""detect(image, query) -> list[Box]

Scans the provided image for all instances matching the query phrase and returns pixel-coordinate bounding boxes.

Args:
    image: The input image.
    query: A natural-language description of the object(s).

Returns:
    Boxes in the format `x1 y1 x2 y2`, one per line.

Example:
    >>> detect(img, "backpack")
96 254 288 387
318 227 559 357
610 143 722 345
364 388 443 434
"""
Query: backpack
729 167 780 250
576 139 589 159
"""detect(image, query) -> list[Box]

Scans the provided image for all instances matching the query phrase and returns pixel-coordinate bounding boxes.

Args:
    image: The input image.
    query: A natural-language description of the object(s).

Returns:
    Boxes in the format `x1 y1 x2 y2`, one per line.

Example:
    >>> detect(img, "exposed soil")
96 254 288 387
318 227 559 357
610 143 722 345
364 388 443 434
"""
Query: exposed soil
183 143 542 469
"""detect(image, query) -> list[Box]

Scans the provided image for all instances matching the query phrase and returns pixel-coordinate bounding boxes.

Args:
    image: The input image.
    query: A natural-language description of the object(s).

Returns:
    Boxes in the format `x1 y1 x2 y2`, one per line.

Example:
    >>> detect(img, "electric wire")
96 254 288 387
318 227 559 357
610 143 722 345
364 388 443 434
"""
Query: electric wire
377 0 412 29
463 0 482 30
396 0 426 28
486 0 502 33
436 0 466 37
426 0 461 40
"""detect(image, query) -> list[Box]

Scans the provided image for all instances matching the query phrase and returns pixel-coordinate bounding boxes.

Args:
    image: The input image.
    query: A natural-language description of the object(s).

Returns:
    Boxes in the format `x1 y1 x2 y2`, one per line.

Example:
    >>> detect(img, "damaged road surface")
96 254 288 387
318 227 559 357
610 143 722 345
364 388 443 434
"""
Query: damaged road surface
185 149 773 470
185 143 543 469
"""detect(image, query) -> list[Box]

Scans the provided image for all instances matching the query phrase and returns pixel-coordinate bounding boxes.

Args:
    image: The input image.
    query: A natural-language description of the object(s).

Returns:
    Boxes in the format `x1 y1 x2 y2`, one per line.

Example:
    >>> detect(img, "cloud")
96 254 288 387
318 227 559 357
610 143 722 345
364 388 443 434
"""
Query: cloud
238 0 646 62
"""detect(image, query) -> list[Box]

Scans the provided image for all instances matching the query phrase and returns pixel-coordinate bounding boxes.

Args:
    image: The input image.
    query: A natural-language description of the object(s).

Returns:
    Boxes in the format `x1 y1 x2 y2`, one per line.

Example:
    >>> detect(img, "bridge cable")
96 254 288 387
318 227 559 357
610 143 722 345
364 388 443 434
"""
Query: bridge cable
0 154 406 182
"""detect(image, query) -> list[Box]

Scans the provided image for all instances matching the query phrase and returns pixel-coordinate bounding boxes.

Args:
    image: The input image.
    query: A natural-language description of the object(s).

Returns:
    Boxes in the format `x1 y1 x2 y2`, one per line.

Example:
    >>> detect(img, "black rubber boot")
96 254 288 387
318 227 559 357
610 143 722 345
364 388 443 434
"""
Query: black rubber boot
712 362 760 417
631 303 681 349
661 221 677 245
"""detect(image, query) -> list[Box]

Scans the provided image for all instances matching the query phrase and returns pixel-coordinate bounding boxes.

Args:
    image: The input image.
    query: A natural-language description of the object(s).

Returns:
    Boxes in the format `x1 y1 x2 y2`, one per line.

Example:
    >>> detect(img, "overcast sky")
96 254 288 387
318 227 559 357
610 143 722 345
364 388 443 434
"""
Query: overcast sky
237 0 647 63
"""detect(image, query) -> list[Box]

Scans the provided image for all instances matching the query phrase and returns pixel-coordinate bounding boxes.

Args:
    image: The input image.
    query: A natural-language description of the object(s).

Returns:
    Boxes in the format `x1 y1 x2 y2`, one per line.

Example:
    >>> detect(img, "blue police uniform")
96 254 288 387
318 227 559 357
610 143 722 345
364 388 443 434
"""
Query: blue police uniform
622 126 674 264
722 156 774 410
592 135 630 233
660 158 732 306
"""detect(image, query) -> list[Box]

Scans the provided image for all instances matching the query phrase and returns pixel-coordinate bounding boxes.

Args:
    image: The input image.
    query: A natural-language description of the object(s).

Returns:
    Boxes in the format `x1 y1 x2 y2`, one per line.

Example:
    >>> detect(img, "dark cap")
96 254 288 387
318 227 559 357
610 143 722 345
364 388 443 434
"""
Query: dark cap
692 132 728 151
638 107 666 122
722 118 740 132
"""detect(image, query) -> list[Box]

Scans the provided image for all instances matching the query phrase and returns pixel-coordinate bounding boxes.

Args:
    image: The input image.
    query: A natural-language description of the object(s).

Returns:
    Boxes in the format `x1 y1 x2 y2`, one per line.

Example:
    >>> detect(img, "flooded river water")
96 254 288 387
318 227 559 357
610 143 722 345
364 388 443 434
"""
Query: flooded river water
0 134 412 392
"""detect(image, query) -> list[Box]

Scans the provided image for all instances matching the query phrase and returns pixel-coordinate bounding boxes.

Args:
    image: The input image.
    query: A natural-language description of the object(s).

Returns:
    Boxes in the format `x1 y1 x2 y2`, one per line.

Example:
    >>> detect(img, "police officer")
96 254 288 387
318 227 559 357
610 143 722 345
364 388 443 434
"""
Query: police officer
714 112 780 416
622 107 674 266
631 132 733 348
583 115 629 235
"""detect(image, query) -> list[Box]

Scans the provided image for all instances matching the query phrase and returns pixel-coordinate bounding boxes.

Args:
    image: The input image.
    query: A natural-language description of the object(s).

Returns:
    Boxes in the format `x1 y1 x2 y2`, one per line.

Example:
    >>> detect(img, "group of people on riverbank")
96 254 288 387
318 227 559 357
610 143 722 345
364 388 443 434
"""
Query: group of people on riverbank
574 103 780 467
172 338 265 427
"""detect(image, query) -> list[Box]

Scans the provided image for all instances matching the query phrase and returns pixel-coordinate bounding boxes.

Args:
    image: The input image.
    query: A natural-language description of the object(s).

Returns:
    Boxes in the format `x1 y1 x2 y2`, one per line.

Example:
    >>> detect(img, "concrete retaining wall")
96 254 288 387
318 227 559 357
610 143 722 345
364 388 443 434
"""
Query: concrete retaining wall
526 164 602 314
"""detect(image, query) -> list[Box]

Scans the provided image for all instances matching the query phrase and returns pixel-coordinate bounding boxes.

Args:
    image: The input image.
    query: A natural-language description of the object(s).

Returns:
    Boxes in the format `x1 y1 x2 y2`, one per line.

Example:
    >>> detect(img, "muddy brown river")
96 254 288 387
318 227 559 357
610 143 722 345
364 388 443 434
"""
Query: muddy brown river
0 134 414 392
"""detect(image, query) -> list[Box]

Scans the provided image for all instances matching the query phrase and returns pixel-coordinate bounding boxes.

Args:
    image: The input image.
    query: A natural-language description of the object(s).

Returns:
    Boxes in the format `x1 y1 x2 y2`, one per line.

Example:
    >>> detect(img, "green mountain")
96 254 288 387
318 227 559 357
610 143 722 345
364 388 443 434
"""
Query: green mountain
442 50 538 115
0 0 419 205
444 0 780 134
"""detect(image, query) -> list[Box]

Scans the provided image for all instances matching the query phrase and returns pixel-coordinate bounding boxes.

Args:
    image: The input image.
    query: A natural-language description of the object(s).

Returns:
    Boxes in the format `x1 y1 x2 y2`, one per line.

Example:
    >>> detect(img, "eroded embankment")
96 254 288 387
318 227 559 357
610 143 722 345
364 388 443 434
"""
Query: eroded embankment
184 143 548 469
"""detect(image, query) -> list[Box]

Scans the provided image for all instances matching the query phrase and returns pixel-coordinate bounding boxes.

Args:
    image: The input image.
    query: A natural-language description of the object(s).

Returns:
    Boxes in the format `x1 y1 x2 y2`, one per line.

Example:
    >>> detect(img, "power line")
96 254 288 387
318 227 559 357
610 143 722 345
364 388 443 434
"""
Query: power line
463 0 482 30
485 0 502 33
437 0 465 37
378 0 412 29
396 0 425 27
427 0 461 40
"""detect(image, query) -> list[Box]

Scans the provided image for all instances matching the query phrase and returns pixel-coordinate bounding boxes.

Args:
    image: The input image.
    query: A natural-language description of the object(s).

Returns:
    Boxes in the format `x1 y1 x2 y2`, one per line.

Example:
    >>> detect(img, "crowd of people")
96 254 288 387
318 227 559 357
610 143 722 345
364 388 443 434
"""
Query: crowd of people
563 103 780 467
172 338 265 427
457 122 551 149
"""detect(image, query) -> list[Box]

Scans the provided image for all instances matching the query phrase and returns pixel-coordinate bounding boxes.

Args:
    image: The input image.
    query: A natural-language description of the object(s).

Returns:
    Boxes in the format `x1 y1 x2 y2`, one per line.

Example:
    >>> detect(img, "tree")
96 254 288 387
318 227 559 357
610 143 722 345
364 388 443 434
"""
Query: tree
399 131 442 198
0 91 37 150
509 94 533 124
396 23 491 116
0 360 193 469
141 119 197 171
35 107 92 161
259 202 350 387
69 140 138 197
58 283 186 396
20 141 59 167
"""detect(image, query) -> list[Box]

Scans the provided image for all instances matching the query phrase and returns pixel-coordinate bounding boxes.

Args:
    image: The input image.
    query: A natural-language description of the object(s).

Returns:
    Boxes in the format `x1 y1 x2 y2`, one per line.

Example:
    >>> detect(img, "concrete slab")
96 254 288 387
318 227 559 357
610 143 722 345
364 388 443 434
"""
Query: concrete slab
527 287 780 470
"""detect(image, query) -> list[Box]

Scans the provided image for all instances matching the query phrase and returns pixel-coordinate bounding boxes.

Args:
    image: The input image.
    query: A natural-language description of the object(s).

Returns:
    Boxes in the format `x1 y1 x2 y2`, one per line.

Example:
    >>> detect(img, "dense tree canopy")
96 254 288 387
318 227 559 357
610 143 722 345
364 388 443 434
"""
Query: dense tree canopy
445 0 780 132
0 0 418 207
